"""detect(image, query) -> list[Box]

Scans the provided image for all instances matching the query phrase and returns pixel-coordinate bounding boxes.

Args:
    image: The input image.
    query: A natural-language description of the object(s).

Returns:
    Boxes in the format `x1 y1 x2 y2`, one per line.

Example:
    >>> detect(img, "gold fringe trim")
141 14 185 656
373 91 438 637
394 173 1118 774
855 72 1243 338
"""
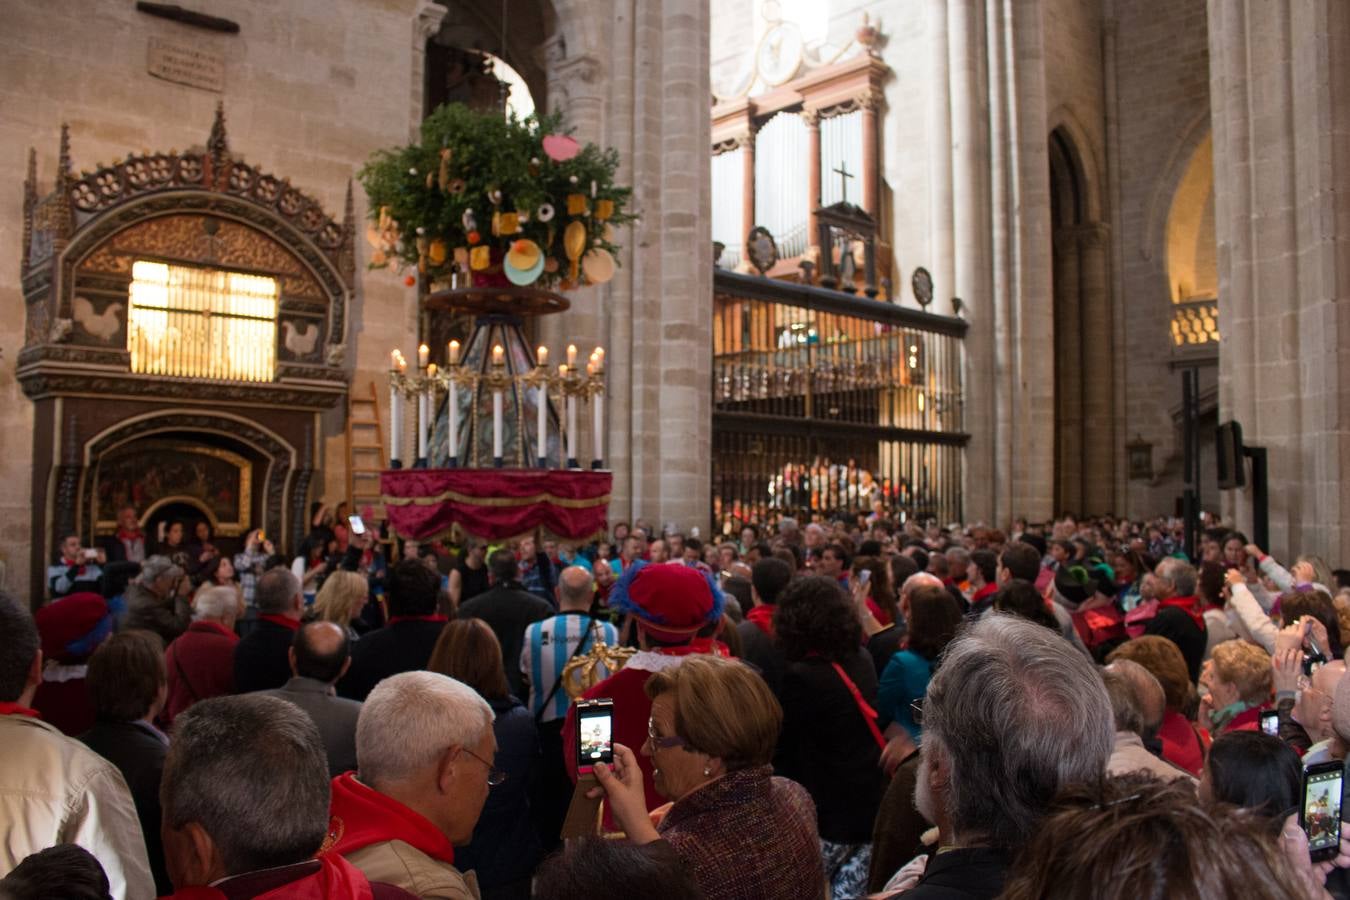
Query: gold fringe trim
382 489 612 509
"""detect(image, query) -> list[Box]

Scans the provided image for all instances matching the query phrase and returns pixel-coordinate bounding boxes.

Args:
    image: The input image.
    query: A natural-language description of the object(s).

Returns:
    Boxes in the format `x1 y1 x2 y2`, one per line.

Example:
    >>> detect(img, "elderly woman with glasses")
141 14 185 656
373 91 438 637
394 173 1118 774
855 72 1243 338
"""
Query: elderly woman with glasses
591 655 825 900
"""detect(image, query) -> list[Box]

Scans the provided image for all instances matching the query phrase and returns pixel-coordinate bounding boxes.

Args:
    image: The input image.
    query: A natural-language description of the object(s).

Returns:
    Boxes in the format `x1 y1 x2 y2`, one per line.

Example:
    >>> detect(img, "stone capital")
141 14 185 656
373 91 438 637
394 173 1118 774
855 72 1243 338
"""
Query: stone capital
413 1 448 42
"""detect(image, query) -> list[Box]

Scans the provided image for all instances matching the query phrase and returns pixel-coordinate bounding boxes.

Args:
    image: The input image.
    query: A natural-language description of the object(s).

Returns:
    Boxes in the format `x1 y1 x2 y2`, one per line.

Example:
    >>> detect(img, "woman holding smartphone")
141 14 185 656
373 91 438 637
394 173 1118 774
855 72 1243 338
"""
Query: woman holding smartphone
590 655 825 900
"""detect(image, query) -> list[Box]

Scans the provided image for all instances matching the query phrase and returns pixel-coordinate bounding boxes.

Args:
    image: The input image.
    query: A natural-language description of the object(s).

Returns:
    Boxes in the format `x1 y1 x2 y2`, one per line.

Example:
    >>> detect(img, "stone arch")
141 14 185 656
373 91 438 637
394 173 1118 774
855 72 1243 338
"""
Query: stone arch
1049 125 1114 516
1165 133 1216 304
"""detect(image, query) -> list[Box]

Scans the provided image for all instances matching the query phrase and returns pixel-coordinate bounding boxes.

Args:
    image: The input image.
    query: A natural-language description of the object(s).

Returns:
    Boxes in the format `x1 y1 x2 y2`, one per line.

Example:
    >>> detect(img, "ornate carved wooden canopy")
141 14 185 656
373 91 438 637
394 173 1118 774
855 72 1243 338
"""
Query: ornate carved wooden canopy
18 104 355 408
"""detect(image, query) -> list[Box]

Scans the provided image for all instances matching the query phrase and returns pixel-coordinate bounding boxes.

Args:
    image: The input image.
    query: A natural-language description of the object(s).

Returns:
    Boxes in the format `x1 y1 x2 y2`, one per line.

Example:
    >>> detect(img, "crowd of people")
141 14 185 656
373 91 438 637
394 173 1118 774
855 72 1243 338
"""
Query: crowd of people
8 505 1350 899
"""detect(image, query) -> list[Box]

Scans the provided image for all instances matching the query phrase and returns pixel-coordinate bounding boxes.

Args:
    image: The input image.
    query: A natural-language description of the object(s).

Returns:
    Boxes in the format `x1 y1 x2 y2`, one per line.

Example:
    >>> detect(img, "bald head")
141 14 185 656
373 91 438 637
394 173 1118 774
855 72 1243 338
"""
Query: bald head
557 566 595 611
1102 658 1165 740
290 620 350 684
900 572 943 600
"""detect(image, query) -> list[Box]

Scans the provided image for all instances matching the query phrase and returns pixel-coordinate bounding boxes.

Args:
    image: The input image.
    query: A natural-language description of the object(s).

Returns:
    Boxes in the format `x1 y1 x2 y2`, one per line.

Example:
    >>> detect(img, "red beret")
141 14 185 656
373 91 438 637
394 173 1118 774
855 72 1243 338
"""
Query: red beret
612 562 724 643
34 592 111 663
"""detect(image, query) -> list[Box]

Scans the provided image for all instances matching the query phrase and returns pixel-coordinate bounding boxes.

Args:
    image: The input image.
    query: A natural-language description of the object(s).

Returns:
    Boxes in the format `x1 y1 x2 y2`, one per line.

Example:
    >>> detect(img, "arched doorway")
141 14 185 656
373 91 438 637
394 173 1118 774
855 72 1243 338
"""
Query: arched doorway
1049 127 1114 516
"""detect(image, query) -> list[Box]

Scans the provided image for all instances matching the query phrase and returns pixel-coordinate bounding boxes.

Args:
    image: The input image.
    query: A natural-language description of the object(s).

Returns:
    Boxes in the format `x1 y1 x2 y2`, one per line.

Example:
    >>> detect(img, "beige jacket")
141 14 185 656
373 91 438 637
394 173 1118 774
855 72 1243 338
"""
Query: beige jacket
0 714 154 900
1107 731 1199 786
345 839 480 900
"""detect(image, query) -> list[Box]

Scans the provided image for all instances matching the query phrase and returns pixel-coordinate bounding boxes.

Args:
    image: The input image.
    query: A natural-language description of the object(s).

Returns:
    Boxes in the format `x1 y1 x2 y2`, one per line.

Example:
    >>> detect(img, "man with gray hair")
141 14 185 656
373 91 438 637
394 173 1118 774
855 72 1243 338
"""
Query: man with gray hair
164 584 241 726
902 613 1113 897
158 693 415 898
1102 659 1195 783
233 567 304 693
1139 557 1208 682
122 555 190 644
328 670 495 899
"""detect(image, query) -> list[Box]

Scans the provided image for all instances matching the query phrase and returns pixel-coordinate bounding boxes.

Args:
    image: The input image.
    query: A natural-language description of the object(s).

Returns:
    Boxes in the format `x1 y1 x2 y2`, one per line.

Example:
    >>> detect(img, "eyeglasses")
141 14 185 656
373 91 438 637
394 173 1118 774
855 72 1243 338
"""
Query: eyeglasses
910 698 924 726
647 719 687 751
458 747 507 786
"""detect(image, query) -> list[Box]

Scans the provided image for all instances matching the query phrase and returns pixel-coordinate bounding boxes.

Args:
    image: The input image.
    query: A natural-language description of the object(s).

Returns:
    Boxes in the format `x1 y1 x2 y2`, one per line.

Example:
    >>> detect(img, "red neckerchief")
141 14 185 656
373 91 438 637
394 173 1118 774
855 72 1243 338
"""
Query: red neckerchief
323 772 456 866
745 604 776 636
0 703 40 718
971 583 999 604
258 614 301 632
387 614 448 625
161 854 374 900
117 528 144 543
1159 595 1206 630
655 638 730 657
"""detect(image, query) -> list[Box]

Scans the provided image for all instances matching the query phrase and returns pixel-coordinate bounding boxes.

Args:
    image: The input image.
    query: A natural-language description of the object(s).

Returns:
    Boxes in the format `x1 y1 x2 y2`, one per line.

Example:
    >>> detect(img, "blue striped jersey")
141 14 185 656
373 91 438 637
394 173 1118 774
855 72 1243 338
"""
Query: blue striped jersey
521 613 620 723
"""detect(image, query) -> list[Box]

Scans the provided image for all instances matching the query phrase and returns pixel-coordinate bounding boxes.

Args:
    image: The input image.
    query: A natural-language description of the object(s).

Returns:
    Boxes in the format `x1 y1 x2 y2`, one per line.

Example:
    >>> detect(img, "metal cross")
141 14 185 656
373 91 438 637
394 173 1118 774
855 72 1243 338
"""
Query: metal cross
832 163 854 202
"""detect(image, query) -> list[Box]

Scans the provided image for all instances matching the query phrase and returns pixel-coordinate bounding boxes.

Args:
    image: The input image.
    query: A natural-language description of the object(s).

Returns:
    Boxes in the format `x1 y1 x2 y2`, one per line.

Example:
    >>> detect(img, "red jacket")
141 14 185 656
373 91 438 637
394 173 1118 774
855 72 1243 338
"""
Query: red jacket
164 621 238 727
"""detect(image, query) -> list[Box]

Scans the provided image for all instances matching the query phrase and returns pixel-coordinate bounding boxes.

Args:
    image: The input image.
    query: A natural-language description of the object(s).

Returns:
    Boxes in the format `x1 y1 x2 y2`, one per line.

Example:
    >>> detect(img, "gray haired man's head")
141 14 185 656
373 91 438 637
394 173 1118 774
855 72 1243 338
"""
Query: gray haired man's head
1102 658 1166 741
1154 557 1198 598
922 613 1113 849
160 694 330 877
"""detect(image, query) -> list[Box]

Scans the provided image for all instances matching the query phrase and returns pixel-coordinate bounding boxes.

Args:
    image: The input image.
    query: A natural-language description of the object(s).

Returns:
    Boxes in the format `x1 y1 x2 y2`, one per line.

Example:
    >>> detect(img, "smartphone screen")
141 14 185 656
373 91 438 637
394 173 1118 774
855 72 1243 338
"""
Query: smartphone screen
576 700 614 773
858 569 872 587
348 515 366 535
1260 710 1280 737
1301 762 1344 861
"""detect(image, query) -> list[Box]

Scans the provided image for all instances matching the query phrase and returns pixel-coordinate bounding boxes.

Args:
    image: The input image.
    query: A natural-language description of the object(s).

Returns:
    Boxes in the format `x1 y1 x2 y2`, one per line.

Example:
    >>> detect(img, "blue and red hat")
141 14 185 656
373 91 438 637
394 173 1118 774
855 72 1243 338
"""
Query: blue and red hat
610 561 724 643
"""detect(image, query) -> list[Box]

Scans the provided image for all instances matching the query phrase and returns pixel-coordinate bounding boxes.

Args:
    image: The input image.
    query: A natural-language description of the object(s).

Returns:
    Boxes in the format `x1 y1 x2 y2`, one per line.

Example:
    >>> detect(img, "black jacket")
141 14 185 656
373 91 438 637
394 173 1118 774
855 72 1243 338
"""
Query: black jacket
735 619 786 696
456 694 542 897
901 847 1011 900
458 583 554 700
233 618 297 694
81 720 171 895
338 619 448 701
774 648 884 843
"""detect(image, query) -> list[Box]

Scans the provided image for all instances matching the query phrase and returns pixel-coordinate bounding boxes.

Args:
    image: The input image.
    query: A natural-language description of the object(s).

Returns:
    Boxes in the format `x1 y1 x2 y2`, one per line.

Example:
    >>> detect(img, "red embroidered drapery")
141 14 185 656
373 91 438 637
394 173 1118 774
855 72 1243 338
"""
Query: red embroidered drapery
381 468 611 541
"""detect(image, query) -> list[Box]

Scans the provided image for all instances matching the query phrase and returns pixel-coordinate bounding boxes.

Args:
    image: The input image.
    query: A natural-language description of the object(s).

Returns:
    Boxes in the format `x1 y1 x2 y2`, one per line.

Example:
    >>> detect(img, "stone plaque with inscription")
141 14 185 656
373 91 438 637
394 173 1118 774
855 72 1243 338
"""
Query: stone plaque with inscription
147 36 224 92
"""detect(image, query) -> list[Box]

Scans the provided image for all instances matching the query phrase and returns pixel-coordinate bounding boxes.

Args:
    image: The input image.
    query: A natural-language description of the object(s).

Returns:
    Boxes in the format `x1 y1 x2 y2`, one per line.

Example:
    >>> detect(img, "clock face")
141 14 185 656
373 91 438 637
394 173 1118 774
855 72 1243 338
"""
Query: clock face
756 23 803 87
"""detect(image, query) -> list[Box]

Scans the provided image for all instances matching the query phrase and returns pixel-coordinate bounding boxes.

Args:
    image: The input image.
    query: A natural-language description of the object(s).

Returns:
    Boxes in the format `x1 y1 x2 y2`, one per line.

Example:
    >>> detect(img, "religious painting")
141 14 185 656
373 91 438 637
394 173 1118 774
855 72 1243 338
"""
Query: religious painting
95 440 251 536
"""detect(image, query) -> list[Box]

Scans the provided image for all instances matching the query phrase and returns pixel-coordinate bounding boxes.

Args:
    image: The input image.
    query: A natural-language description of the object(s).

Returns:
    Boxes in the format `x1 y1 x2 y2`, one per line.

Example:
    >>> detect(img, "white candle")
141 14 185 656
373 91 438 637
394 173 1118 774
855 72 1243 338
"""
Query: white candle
389 377 400 463
537 382 548 464
492 344 505 366
567 344 577 368
493 389 504 462
448 340 459 366
537 345 548 367
418 343 430 369
592 379 604 466
566 393 578 464
447 379 459 462
417 386 428 460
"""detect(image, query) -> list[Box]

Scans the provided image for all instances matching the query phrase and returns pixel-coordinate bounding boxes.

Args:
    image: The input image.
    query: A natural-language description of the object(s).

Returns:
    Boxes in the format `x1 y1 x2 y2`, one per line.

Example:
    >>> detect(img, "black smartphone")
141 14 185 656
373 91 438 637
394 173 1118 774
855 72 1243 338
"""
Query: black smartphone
575 698 614 774
1260 710 1280 737
1300 760 1344 862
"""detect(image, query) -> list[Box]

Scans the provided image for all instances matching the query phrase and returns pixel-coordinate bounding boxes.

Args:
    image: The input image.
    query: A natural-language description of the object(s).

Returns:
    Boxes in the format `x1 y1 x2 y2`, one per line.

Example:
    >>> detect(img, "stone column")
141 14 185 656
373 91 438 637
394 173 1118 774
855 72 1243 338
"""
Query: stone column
1208 0 1350 560
1079 223 1115 514
928 0 956 311
1053 227 1083 514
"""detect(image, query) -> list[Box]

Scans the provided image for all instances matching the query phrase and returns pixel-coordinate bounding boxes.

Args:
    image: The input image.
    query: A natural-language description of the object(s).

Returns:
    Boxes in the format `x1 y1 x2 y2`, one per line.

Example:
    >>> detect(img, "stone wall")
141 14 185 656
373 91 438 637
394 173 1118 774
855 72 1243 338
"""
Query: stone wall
1109 0 1215 519
0 0 434 593
1210 0 1350 562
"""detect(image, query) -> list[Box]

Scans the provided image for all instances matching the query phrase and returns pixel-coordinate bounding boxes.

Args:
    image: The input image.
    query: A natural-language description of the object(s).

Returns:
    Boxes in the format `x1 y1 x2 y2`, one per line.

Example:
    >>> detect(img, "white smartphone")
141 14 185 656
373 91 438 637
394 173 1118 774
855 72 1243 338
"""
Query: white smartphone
348 515 366 535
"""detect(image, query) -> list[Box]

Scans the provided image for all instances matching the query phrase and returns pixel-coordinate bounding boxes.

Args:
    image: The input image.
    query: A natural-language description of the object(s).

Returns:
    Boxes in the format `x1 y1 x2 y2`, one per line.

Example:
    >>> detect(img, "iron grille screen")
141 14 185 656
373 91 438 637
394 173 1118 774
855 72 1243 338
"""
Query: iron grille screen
128 260 278 382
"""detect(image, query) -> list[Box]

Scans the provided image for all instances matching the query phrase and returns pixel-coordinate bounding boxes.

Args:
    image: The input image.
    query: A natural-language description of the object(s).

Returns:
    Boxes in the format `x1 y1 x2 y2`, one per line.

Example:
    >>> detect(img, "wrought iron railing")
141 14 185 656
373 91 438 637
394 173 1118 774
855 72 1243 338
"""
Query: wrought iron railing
712 269 967 528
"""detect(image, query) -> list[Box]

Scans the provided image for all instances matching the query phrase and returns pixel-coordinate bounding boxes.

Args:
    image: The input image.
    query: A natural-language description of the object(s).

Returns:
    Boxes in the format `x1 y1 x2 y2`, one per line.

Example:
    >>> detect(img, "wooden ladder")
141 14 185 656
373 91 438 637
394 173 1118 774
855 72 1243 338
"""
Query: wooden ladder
346 381 387 518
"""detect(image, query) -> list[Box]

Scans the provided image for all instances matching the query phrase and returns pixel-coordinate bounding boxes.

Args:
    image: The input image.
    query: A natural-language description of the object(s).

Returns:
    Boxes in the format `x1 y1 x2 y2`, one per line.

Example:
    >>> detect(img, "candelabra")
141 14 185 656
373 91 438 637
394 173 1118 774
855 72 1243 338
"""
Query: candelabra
388 341 606 471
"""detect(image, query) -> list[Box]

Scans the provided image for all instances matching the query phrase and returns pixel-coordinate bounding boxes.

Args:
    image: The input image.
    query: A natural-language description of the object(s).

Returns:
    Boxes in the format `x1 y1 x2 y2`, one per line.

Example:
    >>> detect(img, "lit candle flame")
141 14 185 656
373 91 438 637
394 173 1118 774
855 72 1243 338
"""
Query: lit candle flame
448 340 460 365
566 344 577 367
417 344 430 369
492 344 505 365
537 346 548 367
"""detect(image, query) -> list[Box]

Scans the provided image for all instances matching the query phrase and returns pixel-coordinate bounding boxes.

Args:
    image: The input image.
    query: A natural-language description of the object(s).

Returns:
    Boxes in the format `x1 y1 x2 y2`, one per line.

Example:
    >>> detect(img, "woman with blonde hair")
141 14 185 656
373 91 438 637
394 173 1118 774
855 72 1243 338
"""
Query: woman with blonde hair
308 569 369 640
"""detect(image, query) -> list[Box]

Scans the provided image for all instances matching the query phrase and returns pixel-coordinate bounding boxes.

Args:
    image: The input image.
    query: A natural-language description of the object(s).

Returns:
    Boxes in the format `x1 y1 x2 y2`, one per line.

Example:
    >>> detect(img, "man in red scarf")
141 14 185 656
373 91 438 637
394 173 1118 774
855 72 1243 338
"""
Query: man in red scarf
0 592 152 899
102 504 147 564
159 694 415 900
562 561 727 820
326 671 493 899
